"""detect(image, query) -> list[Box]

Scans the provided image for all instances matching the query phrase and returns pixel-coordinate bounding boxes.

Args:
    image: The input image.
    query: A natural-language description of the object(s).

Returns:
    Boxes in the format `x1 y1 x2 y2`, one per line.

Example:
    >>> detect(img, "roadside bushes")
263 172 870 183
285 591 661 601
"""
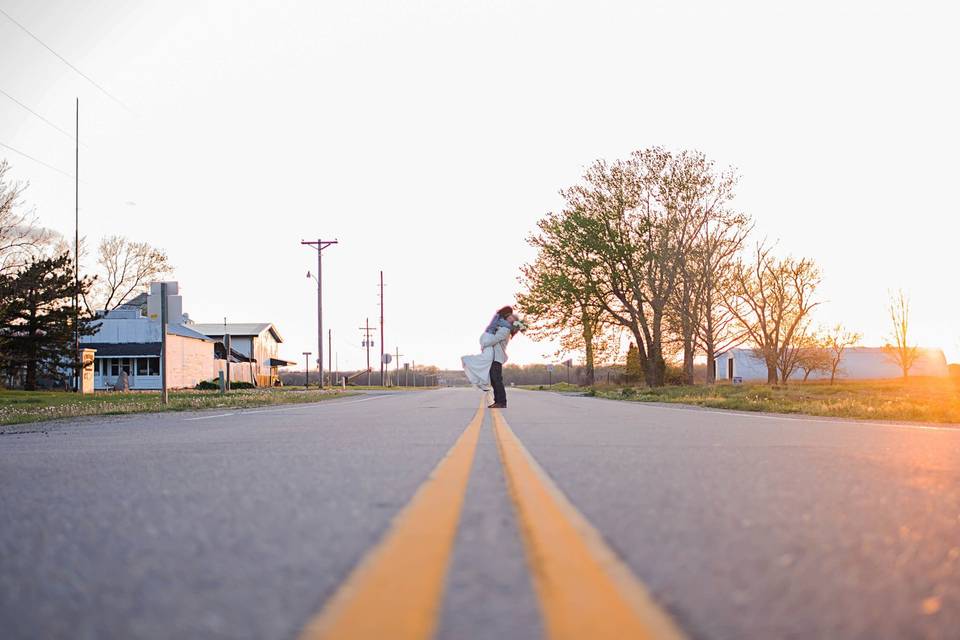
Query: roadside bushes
194 379 256 390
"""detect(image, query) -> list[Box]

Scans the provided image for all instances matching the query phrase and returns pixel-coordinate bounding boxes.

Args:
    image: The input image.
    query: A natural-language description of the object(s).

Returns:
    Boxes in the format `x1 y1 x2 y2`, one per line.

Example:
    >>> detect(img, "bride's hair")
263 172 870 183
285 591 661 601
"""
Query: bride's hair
496 305 513 319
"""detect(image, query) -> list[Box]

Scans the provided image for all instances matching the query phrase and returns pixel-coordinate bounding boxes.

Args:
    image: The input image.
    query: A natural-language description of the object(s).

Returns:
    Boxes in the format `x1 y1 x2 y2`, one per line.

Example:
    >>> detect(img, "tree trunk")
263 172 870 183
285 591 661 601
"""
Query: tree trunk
629 327 649 384
646 341 666 387
645 312 666 387
582 321 595 387
766 364 778 385
705 333 717 384
682 339 694 385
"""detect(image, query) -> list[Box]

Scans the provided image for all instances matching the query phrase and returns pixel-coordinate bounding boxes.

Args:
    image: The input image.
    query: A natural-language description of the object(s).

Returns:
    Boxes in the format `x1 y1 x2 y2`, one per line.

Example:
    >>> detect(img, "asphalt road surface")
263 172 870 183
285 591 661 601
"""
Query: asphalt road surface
1 388 958 639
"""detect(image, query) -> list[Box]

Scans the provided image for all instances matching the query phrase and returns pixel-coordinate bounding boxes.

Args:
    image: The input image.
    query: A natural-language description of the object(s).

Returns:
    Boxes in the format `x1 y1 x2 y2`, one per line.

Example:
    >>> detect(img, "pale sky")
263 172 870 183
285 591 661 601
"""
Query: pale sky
2 0 958 370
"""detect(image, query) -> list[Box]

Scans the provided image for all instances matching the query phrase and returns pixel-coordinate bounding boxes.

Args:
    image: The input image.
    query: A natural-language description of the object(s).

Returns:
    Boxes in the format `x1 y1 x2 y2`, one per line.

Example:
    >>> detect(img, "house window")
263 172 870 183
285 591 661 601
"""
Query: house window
137 357 160 376
121 358 132 375
111 358 120 376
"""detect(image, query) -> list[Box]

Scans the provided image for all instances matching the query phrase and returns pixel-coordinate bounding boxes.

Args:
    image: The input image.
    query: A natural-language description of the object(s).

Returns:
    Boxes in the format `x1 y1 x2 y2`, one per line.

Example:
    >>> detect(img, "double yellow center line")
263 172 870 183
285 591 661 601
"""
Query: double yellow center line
300 398 685 640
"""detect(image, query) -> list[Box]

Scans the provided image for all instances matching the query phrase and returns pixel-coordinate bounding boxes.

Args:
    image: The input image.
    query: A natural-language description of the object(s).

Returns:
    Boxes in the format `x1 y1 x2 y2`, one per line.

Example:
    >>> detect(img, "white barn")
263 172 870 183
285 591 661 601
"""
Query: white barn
716 347 949 382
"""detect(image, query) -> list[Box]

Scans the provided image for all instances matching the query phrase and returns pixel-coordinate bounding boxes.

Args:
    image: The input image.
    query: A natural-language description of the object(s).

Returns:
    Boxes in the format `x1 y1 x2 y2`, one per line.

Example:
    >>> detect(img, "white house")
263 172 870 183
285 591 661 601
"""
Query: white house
716 346 949 382
82 282 216 390
189 322 295 386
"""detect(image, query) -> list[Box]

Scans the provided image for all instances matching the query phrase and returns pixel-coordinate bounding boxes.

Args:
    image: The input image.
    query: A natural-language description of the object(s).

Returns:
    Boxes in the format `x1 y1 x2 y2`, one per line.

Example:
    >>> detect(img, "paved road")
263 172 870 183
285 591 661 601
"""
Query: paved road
1 388 958 639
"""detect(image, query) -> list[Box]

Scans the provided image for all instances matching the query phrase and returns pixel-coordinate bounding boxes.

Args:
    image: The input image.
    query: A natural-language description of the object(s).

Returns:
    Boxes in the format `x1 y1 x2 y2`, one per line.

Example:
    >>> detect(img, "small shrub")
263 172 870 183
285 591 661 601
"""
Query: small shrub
621 387 636 398
584 388 597 397
194 379 255 390
664 364 688 386
538 385 545 390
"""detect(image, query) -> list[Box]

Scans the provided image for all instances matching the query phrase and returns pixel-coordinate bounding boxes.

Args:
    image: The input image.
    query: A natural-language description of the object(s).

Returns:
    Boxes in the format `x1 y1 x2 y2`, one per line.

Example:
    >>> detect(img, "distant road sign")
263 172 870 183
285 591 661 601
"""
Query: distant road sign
546 365 555 372
382 353 392 364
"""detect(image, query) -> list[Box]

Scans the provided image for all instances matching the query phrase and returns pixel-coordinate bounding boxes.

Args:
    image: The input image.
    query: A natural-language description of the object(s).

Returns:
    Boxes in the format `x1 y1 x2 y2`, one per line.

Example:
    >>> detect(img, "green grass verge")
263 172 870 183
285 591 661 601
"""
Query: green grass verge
524 378 960 424
0 387 360 427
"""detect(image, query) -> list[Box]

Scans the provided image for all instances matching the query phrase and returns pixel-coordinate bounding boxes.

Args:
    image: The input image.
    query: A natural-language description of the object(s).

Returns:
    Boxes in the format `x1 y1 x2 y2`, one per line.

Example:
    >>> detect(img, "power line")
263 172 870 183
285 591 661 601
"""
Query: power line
0 87 86 146
0 7 132 113
0 140 75 180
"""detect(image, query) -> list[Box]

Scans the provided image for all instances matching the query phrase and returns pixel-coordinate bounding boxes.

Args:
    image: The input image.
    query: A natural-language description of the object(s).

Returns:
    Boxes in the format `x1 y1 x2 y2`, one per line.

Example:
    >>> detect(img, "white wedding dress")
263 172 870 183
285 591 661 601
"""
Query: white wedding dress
461 328 508 390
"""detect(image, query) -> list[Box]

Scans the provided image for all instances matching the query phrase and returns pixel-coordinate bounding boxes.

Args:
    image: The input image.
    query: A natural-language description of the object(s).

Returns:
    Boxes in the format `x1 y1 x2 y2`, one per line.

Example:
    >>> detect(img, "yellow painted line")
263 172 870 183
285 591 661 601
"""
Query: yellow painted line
299 399 486 640
491 409 686 640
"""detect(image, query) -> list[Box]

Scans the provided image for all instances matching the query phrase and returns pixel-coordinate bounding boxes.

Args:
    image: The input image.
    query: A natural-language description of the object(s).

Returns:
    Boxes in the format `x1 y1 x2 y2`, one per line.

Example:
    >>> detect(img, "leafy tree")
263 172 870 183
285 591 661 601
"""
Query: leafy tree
559 149 722 386
0 253 97 389
519 214 617 386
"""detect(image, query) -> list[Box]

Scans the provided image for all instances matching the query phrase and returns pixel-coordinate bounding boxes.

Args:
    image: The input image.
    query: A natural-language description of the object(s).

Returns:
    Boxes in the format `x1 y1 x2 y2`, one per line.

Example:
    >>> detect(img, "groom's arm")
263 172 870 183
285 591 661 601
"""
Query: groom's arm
480 326 510 348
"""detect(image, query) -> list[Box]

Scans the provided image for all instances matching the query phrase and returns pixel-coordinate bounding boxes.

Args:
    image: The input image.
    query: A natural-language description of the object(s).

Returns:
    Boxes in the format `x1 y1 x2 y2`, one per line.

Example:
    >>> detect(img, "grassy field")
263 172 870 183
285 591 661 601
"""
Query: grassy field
0 387 360 428
525 377 960 424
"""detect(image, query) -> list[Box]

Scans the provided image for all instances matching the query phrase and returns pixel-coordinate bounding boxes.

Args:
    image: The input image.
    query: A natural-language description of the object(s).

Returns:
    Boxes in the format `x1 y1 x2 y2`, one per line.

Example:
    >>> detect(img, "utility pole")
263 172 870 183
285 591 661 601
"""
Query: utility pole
161 282 169 404
73 97 79 392
302 239 337 389
303 351 311 387
328 328 332 386
224 317 231 391
379 271 385 387
359 318 376 386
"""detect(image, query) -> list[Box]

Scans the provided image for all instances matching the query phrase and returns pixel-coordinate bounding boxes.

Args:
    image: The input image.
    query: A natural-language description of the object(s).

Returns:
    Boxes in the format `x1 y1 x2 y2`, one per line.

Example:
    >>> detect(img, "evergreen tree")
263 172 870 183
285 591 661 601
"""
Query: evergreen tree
0 253 97 390
625 342 642 384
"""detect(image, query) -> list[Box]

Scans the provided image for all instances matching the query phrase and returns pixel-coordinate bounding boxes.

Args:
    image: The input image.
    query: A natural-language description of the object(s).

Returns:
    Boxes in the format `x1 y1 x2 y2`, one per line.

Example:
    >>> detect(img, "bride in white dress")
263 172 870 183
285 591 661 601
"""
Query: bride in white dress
461 307 519 390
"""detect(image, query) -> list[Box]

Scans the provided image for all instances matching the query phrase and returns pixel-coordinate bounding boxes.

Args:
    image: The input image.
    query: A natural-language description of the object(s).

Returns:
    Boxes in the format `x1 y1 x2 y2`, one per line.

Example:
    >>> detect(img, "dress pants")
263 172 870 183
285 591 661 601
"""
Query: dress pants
490 360 506 406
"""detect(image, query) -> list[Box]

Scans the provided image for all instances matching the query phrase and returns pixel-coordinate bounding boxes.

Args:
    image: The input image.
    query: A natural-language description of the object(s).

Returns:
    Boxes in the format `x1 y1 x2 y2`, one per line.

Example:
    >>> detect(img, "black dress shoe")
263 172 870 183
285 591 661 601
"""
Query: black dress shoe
488 403 507 408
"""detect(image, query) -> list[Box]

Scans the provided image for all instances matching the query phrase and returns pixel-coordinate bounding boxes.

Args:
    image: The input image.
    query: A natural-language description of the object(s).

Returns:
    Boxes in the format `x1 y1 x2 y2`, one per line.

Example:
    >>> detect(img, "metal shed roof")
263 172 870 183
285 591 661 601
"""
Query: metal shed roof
191 323 284 343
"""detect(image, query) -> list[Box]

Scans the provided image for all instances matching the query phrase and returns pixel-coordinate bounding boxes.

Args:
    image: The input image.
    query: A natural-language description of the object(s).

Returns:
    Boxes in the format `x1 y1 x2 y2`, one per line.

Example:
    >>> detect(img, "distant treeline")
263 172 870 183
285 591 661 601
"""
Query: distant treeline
280 363 709 388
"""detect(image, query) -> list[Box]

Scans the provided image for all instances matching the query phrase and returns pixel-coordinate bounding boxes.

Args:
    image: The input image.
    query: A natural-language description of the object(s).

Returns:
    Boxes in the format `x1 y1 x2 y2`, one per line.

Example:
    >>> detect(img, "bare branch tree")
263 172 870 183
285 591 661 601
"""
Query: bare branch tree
670 167 748 384
678 208 753 384
86 236 173 312
0 160 50 274
792 330 834 383
883 289 918 379
730 243 822 384
822 323 861 384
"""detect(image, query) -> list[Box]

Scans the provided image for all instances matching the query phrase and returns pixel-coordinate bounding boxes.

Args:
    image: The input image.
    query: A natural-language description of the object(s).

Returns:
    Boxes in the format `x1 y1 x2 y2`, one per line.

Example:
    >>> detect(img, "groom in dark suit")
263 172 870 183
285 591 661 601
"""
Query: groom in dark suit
488 313 518 408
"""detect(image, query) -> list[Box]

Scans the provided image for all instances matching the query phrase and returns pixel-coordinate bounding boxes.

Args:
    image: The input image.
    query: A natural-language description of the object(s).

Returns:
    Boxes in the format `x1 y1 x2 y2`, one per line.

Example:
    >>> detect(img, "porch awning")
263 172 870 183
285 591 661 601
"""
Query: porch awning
268 357 297 367
83 342 161 357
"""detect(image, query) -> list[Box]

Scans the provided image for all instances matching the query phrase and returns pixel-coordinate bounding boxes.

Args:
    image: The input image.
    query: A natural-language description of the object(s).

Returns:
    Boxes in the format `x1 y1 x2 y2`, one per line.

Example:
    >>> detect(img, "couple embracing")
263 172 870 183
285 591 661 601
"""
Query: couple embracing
461 306 525 408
